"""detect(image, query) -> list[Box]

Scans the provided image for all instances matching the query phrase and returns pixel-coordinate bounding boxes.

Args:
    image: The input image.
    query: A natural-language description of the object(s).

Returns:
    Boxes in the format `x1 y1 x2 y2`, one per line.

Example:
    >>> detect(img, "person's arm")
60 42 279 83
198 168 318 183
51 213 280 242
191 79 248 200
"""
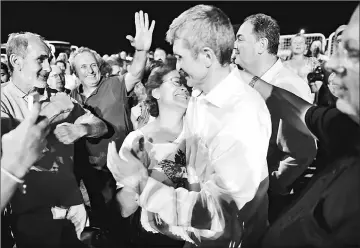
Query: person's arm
123 11 155 92
137 98 271 240
1 101 49 211
124 51 148 92
53 102 108 145
108 130 144 217
239 70 314 138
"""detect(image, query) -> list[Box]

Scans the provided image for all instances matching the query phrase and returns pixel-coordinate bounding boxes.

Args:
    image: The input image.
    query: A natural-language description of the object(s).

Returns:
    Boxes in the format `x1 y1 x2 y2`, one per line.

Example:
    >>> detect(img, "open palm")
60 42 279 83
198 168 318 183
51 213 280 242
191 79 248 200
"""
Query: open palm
126 10 155 52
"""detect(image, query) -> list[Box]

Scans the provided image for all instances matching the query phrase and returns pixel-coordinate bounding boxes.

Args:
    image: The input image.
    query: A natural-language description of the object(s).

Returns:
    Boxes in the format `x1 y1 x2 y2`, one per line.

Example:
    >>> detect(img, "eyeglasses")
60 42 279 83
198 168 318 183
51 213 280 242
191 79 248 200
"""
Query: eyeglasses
163 77 183 87
49 73 62 79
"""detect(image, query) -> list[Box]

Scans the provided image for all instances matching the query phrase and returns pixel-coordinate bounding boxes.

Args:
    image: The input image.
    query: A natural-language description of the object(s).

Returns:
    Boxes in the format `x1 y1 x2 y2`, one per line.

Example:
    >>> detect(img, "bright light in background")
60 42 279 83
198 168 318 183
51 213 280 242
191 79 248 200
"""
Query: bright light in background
300 29 305 34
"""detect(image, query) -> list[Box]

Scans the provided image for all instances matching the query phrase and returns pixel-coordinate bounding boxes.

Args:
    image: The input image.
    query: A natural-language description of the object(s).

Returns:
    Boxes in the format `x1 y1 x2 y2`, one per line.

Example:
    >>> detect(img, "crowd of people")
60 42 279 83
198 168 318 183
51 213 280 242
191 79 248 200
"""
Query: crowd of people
1 4 359 248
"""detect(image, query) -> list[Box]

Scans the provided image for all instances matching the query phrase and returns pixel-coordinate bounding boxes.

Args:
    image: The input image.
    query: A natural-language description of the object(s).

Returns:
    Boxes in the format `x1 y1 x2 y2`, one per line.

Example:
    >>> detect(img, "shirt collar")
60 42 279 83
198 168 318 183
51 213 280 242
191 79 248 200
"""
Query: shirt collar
261 58 283 83
77 76 104 96
5 80 27 98
203 69 240 108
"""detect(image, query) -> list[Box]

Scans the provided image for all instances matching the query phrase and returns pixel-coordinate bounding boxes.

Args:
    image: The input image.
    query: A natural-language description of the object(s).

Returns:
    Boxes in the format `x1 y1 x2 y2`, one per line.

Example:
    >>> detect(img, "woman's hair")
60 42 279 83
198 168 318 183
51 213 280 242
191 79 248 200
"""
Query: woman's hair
144 60 178 117
305 40 324 58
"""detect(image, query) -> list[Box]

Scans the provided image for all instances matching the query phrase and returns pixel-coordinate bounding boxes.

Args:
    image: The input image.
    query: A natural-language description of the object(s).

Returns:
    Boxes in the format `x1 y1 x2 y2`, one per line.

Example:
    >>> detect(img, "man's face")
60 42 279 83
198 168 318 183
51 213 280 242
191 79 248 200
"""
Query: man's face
234 21 260 71
47 65 65 92
154 49 166 62
74 51 101 88
173 39 208 90
1 69 9 83
56 61 66 73
19 37 52 89
326 7 359 116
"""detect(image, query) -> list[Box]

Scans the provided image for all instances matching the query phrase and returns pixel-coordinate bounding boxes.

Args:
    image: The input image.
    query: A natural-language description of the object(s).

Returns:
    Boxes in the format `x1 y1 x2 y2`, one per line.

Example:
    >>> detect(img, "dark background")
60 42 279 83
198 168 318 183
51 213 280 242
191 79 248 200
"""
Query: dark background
1 1 358 55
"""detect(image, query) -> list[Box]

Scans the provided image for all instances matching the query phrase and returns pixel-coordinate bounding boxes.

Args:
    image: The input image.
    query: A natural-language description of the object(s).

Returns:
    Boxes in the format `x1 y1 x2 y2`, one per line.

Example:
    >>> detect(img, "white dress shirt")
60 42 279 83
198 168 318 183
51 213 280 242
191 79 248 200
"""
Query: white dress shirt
138 69 272 246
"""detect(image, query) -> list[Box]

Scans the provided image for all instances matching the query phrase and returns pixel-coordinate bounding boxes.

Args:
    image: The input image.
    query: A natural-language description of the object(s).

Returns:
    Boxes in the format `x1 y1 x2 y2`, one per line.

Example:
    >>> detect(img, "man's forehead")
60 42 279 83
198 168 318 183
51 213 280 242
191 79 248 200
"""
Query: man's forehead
237 21 252 36
27 37 51 55
74 51 97 64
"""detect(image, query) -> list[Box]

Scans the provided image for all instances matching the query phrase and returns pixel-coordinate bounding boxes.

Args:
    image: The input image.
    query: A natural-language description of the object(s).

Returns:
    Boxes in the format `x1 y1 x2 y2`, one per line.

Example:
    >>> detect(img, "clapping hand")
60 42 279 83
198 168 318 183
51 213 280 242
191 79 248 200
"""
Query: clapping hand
107 136 149 192
1 101 50 178
126 10 155 52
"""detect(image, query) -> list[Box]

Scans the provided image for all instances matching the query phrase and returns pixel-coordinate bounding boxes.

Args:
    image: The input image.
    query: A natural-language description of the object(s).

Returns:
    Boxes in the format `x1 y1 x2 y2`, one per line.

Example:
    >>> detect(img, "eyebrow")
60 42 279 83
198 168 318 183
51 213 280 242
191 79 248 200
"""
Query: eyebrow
38 54 50 60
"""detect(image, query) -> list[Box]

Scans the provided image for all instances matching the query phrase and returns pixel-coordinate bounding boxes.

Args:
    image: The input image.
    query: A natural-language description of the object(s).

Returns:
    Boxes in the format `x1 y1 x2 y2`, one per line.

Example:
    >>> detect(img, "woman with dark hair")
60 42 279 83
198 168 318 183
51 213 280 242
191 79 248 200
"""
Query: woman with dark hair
130 59 164 130
305 40 329 63
107 61 191 248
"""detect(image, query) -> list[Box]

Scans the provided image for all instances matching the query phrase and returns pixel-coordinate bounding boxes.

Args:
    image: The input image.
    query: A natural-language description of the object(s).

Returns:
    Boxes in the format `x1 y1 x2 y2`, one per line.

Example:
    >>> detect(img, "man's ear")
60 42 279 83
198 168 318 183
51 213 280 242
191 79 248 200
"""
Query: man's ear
10 54 23 71
199 47 218 68
257 37 269 54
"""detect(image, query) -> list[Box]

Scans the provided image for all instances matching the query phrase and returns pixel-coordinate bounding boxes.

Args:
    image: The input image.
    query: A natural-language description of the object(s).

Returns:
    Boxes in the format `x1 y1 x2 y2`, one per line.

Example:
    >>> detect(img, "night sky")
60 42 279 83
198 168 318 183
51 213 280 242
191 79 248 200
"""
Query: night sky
1 1 358 56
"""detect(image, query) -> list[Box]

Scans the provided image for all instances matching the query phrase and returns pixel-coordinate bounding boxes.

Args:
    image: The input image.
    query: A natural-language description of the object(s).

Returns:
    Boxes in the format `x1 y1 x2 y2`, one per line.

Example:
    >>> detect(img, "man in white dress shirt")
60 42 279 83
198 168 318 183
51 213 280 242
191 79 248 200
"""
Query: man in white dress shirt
234 14 317 200
108 5 272 247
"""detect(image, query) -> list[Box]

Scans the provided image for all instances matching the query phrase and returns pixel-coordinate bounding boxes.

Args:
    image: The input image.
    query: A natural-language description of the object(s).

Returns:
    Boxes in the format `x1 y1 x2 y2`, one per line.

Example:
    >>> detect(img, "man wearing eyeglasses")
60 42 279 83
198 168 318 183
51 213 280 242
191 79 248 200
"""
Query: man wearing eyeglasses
47 64 71 94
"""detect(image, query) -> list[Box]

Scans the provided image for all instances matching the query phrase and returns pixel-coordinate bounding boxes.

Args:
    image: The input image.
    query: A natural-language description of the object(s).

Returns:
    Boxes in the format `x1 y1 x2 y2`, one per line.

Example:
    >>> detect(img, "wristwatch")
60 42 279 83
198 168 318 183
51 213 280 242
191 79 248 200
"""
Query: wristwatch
249 76 260 88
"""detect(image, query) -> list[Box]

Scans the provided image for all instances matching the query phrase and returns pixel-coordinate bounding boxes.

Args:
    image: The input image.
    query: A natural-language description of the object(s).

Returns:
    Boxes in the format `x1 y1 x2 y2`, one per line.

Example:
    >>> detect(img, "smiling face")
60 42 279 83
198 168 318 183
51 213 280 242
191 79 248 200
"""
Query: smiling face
73 51 101 88
173 39 208 90
234 21 260 71
156 70 190 111
17 37 52 89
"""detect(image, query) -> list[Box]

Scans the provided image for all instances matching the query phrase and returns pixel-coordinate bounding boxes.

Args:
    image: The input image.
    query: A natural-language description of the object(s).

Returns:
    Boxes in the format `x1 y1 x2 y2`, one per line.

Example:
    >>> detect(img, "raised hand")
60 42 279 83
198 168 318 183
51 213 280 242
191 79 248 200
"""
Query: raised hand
126 10 155 52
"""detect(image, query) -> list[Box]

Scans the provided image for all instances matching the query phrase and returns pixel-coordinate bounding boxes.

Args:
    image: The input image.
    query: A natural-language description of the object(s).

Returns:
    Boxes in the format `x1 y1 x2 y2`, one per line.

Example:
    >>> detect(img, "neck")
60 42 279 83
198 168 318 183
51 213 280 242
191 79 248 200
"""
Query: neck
156 106 184 134
81 83 97 97
11 74 33 95
292 53 305 60
245 54 278 77
202 65 232 94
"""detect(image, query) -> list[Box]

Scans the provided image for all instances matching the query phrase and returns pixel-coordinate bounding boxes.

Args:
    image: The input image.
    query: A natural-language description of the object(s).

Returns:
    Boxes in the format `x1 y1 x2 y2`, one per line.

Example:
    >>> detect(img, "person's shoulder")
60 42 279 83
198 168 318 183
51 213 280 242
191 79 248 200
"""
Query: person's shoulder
276 65 312 100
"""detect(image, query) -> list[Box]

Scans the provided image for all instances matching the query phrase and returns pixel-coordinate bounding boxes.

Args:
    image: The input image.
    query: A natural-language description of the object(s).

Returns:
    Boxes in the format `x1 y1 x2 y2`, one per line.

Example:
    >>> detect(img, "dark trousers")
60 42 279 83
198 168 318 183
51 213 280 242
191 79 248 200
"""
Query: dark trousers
11 209 87 248
74 164 130 247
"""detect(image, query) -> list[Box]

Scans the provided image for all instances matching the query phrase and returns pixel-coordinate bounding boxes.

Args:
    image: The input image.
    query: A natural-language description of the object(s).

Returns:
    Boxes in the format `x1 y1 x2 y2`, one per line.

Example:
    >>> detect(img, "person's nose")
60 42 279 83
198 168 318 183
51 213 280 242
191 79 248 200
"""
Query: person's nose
42 60 51 73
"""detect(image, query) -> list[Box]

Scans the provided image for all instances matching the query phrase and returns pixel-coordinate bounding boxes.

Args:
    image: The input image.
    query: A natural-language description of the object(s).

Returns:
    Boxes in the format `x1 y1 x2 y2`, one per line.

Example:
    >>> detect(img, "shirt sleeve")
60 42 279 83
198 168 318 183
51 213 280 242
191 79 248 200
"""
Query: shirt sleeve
305 106 359 155
111 74 132 107
138 98 271 240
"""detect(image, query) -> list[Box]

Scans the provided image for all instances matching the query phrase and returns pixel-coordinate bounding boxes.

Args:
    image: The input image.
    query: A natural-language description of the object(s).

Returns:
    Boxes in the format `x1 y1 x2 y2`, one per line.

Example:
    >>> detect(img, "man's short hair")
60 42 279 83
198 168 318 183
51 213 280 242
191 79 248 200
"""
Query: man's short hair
6 32 48 72
166 4 235 65
69 47 101 76
244 13 280 56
